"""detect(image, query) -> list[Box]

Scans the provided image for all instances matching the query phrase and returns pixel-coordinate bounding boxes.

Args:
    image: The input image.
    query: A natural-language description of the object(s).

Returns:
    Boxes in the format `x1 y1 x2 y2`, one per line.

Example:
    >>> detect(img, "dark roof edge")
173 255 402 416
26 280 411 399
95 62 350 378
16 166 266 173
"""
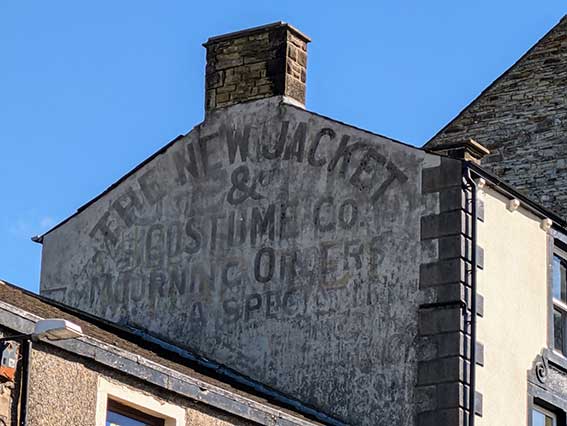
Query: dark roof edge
423 14 567 148
36 133 189 242
282 99 424 153
0 280 344 426
124 329 342 426
466 161 567 231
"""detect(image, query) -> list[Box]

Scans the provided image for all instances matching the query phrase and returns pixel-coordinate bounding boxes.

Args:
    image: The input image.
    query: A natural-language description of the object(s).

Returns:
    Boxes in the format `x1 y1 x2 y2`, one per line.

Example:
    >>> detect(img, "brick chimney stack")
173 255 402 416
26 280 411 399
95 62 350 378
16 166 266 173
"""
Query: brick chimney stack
203 22 311 113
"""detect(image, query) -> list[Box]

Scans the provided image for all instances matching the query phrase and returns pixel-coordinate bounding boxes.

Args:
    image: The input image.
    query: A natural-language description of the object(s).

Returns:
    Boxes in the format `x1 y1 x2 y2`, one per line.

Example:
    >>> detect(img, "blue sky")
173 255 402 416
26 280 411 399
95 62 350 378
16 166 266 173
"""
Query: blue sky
0 1 564 292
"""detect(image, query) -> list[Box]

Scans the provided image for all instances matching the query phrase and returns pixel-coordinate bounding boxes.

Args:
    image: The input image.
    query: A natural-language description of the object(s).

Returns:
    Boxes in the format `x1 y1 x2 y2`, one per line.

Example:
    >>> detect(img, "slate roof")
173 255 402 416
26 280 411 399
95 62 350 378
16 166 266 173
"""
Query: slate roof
424 14 567 150
424 15 567 219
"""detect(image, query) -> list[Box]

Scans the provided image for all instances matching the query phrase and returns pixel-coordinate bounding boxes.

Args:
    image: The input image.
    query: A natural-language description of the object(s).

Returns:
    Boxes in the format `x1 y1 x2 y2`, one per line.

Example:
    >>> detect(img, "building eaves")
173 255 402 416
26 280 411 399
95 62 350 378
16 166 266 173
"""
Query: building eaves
466 161 567 232
0 280 343 426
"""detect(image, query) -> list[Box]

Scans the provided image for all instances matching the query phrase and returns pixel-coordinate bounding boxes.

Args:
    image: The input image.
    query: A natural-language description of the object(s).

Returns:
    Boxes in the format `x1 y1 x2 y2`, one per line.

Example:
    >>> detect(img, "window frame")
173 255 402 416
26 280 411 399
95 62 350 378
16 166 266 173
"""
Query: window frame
532 404 557 426
107 398 165 426
96 377 185 426
552 246 567 356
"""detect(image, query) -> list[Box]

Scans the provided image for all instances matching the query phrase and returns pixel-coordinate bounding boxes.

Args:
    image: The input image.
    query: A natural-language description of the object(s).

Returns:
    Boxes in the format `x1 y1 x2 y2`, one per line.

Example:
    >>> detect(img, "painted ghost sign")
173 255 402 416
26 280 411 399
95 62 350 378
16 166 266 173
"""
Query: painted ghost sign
40 100 431 424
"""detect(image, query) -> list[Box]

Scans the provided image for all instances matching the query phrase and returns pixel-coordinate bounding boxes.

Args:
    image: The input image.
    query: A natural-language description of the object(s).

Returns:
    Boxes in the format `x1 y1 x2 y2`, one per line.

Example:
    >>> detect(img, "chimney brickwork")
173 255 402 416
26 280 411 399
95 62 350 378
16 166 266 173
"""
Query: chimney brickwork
203 22 310 112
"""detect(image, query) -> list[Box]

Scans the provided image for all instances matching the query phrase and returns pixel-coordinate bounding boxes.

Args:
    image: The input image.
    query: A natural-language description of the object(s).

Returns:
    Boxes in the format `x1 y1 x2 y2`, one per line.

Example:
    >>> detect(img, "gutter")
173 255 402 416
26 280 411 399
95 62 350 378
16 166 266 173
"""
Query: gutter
123 328 344 425
19 339 31 426
463 163 478 426
0 299 341 426
467 162 567 230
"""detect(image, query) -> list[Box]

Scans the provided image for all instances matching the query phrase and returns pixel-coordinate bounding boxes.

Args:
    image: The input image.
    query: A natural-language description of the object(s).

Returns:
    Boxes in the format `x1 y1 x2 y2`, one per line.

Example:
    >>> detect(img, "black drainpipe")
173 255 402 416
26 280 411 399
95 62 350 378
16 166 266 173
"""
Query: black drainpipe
19 339 32 426
463 164 478 426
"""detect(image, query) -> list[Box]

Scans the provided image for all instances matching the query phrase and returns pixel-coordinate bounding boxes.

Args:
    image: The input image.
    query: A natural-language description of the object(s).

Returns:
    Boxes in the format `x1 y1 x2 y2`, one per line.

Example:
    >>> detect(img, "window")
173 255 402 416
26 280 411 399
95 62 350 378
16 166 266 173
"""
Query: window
532 405 556 426
96 377 185 426
553 248 567 355
107 399 164 426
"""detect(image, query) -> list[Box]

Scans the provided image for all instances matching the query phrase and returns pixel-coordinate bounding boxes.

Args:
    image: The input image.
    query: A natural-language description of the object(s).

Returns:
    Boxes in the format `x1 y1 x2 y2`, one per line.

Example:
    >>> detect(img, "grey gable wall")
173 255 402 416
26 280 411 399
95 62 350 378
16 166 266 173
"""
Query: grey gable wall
40 97 444 425
426 16 567 220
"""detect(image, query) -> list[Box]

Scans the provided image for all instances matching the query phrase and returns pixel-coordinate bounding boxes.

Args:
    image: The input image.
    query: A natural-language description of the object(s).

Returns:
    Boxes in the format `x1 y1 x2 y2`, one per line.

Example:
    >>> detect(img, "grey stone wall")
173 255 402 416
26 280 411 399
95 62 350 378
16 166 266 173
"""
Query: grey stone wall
40 97 443 425
426 16 567 220
416 158 484 425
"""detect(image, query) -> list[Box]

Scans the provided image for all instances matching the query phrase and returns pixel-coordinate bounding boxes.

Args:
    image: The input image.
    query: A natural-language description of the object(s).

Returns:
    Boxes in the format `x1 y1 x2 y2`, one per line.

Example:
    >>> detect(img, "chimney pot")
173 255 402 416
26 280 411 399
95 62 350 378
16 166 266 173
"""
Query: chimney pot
203 22 311 113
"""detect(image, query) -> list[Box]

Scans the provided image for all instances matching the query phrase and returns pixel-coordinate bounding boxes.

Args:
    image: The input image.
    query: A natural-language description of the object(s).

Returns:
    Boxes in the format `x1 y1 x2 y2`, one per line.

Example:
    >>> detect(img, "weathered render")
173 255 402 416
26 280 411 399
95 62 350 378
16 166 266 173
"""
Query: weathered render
39 94 449 424
28 345 255 426
426 16 567 220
